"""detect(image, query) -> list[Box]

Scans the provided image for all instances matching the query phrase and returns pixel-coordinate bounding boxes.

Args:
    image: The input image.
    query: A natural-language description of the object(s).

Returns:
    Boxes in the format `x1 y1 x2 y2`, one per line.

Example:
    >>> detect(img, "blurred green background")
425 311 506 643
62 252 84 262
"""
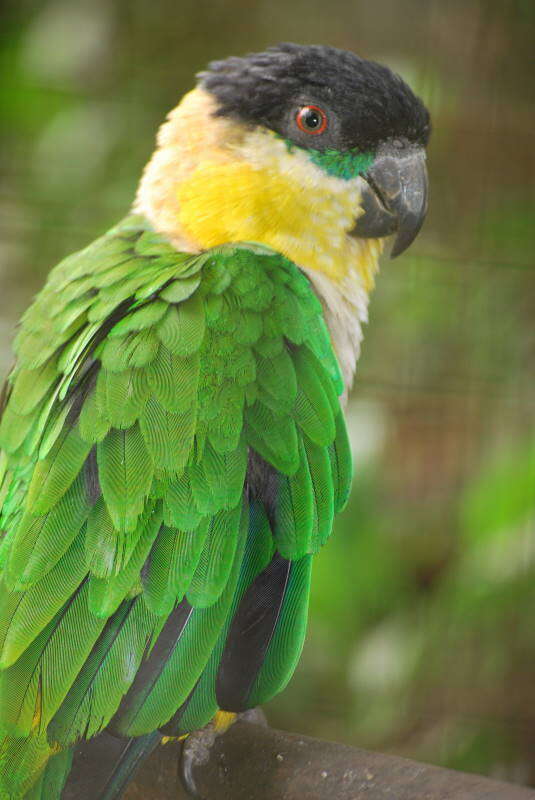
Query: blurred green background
1 0 534 787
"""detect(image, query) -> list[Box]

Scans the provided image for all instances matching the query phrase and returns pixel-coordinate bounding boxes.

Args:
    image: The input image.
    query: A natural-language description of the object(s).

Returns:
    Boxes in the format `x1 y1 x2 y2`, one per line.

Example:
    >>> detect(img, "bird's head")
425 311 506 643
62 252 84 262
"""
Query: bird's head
136 43 430 291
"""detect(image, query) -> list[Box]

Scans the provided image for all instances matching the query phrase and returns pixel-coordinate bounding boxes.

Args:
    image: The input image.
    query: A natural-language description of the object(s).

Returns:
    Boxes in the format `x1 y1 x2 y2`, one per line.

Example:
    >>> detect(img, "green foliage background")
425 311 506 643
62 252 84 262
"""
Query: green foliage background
1 0 534 786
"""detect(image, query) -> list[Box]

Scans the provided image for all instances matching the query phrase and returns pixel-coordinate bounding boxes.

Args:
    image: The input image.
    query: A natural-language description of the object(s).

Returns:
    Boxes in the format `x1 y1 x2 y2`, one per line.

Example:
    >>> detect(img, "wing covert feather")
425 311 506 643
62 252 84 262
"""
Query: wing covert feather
0 216 352 796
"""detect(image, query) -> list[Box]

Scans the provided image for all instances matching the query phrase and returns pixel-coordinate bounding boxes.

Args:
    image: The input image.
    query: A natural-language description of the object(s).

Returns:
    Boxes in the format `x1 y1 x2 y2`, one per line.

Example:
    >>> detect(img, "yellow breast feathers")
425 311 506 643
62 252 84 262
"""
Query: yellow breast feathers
135 88 382 290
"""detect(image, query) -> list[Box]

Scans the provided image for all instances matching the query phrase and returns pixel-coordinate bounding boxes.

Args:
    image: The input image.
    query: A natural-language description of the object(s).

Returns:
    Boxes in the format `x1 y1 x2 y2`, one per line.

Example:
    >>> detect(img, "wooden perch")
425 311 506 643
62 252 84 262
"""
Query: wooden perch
111 719 535 800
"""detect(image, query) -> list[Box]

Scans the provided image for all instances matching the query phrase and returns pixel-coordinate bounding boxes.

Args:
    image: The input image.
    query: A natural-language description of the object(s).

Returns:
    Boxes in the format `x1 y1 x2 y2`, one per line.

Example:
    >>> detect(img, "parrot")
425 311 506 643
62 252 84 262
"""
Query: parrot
0 43 429 799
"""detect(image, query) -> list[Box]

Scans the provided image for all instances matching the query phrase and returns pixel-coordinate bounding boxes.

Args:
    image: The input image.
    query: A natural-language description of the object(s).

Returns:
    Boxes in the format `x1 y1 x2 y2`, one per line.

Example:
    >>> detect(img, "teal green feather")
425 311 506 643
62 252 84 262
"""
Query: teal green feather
143 520 210 615
187 501 245 608
330 411 353 512
169 501 274 735
246 553 312 707
293 346 335 446
273 438 315 558
303 436 334 550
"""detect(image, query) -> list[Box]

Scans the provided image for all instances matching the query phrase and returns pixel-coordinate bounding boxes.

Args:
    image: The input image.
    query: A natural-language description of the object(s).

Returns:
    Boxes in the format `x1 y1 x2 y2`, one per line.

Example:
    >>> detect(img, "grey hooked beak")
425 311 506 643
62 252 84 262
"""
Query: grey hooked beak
351 143 428 258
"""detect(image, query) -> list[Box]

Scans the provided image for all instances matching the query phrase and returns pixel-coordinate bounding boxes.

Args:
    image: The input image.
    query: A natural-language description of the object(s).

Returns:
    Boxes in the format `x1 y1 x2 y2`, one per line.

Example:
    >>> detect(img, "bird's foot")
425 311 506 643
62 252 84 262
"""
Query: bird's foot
180 708 267 798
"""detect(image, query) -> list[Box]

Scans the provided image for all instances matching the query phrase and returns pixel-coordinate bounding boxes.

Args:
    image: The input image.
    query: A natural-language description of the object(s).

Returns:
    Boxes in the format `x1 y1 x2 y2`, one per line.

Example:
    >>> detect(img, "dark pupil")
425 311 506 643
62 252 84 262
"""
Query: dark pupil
303 109 320 129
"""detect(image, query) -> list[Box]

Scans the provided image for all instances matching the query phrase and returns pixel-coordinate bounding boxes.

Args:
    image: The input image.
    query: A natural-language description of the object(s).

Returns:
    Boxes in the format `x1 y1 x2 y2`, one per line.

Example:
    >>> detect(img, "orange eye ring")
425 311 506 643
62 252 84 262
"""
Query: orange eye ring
296 105 328 135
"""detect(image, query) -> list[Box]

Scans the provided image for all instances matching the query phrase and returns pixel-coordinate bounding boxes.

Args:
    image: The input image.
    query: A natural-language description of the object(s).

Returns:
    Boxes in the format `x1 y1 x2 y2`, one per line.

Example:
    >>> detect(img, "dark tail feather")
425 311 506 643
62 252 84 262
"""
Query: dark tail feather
163 502 312 735
108 600 193 737
61 731 161 800
215 548 312 712
98 732 161 800
160 501 275 736
215 551 292 711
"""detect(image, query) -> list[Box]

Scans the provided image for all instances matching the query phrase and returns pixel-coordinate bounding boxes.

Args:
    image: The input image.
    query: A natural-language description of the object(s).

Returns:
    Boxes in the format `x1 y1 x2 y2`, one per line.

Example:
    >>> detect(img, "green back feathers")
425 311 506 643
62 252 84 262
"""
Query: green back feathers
0 215 353 797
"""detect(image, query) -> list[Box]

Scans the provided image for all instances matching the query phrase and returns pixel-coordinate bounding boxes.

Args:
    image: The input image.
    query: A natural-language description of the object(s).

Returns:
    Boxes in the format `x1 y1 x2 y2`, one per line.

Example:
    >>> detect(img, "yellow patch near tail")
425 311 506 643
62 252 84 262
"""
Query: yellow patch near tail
161 734 188 745
212 710 237 733
160 711 237 746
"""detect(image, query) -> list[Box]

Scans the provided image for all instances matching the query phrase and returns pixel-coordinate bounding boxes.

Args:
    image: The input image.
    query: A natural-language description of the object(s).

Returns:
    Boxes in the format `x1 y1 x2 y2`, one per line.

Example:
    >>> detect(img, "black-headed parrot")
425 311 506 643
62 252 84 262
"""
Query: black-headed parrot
0 43 429 799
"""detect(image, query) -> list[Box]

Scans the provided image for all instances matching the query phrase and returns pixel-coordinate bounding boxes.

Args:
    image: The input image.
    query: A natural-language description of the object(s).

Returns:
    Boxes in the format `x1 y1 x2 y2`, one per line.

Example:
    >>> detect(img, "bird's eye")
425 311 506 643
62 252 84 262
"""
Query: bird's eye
296 105 328 135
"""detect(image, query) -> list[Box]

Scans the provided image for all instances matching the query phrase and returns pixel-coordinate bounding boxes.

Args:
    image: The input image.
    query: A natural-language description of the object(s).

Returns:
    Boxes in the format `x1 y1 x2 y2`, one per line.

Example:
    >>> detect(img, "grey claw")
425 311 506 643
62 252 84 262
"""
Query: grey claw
180 726 216 799
179 709 267 798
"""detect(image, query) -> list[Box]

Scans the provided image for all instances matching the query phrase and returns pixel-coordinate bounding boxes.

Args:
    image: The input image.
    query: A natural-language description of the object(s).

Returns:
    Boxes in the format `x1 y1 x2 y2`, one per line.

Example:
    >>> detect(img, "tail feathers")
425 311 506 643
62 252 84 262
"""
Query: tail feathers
62 731 160 800
216 499 313 712
161 501 312 733
3 498 313 798
6 731 160 800
215 552 293 711
97 732 161 800
160 500 275 736
217 549 312 711
159 663 218 738
109 498 249 739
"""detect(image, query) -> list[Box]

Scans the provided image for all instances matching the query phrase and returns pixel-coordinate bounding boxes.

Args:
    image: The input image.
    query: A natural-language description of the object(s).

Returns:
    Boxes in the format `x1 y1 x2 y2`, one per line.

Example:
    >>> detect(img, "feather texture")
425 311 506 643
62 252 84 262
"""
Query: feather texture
0 214 351 798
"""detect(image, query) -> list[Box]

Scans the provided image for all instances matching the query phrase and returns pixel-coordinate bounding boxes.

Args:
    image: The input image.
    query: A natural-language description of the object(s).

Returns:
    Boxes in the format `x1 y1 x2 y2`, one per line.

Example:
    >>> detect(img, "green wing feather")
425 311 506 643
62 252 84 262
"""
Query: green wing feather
6 472 91 590
96 424 154 533
0 215 353 798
